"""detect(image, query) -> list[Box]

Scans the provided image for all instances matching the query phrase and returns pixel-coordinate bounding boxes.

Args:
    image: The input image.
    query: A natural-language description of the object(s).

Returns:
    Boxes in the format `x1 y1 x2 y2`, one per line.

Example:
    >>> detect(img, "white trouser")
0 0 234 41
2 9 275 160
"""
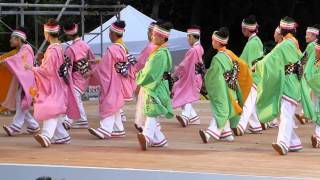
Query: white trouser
277 97 302 151
10 86 39 132
206 116 233 139
65 88 88 125
42 116 70 142
135 88 146 128
313 96 320 138
119 108 126 122
98 110 125 138
237 86 262 132
143 117 167 146
181 103 199 124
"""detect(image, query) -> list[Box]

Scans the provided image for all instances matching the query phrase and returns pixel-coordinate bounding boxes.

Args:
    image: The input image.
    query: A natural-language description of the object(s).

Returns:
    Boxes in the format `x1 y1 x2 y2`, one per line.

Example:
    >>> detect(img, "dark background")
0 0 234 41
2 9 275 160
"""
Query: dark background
0 0 319 65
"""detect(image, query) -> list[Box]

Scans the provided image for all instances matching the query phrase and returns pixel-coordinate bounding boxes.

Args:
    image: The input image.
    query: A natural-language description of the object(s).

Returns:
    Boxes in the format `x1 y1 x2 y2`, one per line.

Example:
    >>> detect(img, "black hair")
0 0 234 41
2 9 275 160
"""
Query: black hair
244 15 257 24
243 15 258 32
188 25 201 40
217 27 229 39
113 20 126 38
63 21 79 39
15 26 28 43
158 21 173 42
45 18 60 38
280 16 296 36
312 24 320 30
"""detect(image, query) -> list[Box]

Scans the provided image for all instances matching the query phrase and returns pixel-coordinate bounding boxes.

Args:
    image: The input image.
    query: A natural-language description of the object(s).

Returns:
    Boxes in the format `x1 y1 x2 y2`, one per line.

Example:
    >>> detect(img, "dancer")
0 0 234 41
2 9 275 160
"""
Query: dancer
295 25 320 124
25 18 80 147
234 15 263 136
199 27 252 143
136 22 174 150
255 17 313 155
134 22 157 132
308 38 320 148
172 25 204 127
88 20 134 139
62 22 95 130
2 27 40 136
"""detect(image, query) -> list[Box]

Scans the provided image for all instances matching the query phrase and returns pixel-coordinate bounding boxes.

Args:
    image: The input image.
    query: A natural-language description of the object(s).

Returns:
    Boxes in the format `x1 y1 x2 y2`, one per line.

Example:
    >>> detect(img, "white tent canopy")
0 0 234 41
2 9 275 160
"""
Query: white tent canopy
82 5 189 64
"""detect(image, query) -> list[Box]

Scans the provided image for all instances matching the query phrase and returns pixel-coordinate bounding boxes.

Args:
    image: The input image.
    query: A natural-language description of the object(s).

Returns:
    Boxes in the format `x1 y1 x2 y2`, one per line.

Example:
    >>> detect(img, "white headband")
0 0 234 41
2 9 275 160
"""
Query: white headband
11 30 27 41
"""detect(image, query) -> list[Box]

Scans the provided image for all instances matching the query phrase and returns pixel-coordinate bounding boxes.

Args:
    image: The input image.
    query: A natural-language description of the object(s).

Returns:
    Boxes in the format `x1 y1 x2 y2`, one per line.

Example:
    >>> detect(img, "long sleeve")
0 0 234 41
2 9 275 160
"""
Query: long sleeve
136 50 166 88
174 48 195 77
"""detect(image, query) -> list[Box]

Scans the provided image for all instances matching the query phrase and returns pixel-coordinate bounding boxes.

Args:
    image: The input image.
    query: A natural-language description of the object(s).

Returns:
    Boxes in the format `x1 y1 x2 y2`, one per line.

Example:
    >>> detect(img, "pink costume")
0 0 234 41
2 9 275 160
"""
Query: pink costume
65 38 95 93
32 43 80 121
134 42 157 73
63 38 95 129
172 41 204 126
5 44 35 110
88 42 132 139
172 42 204 108
2 44 40 135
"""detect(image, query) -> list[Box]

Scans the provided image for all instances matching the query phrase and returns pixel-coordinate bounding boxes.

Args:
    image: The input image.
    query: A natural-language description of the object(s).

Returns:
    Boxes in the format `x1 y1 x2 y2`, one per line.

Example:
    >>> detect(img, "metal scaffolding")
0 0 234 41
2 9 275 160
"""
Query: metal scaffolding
0 1 125 57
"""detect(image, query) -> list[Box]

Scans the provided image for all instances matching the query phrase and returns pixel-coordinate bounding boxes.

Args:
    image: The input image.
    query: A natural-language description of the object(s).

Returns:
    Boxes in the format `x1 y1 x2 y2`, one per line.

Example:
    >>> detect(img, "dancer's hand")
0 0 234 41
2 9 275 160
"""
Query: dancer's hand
24 63 32 70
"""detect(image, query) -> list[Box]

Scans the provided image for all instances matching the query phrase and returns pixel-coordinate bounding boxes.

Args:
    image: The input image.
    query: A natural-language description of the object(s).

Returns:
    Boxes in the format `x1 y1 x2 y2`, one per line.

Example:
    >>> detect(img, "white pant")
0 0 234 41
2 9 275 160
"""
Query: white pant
10 86 39 132
42 116 70 142
237 86 262 132
315 125 320 138
277 97 302 151
135 88 146 128
181 103 199 124
206 116 233 139
65 88 88 125
313 97 320 138
143 117 167 146
98 110 125 138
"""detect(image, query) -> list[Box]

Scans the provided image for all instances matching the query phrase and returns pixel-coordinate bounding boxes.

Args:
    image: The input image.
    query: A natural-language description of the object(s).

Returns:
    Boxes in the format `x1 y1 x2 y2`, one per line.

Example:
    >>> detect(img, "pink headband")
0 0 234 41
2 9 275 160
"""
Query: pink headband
153 25 170 38
306 27 319 36
44 24 60 33
11 30 27 41
110 23 125 34
212 31 228 45
242 21 258 31
280 20 296 30
64 24 78 35
187 28 200 36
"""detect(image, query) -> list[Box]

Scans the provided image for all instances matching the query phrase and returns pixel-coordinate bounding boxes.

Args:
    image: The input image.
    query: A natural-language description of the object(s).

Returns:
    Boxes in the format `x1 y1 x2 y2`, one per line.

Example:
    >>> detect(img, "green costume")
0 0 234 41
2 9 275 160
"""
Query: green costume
304 42 316 80
256 34 314 123
240 34 264 68
240 34 264 84
307 63 320 125
205 49 243 129
136 47 173 119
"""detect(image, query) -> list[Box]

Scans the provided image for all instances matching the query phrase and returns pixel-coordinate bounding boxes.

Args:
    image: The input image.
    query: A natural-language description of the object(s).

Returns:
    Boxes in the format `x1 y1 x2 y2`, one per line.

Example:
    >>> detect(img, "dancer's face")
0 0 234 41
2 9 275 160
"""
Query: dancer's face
152 33 166 46
274 32 283 43
187 34 197 46
9 36 21 48
306 32 316 43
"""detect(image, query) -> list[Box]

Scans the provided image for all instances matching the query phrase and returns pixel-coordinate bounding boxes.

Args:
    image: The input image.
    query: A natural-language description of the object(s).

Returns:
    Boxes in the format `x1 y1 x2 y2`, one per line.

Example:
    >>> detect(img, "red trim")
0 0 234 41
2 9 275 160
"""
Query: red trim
97 128 111 138
206 129 220 139
238 124 245 133
152 139 167 146
282 96 298 106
